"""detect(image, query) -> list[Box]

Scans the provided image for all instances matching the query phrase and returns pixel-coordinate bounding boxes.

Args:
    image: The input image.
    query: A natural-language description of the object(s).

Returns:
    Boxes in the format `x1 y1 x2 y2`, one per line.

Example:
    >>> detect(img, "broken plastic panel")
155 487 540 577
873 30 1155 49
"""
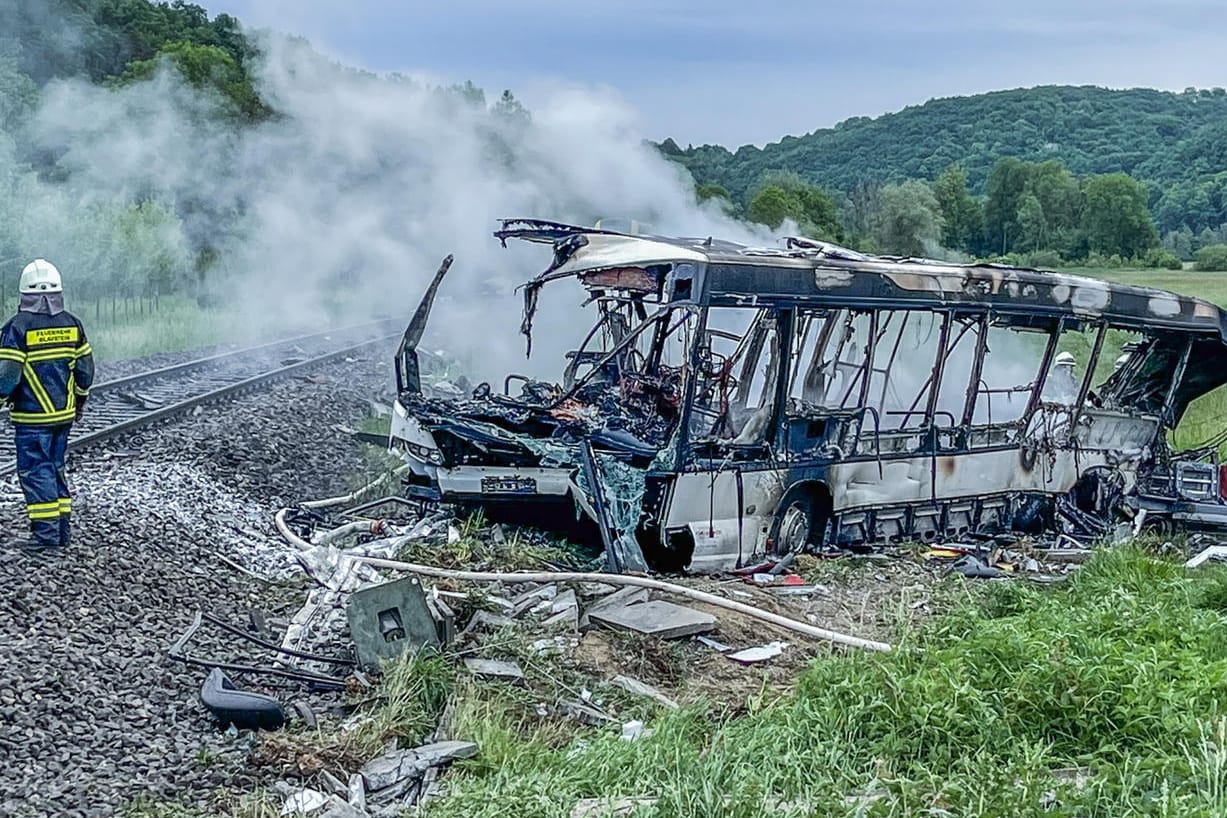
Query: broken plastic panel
346 577 441 671
199 667 286 731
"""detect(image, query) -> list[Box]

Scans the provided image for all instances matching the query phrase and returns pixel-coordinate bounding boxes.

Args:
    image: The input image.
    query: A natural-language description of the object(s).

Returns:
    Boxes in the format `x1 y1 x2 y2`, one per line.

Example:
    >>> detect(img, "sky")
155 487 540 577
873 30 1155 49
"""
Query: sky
204 0 1225 148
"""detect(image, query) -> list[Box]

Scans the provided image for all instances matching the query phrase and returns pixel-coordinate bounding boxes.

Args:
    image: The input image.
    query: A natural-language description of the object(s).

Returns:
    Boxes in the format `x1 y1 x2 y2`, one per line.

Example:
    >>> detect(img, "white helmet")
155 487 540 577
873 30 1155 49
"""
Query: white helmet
20 259 62 294
1054 351 1076 368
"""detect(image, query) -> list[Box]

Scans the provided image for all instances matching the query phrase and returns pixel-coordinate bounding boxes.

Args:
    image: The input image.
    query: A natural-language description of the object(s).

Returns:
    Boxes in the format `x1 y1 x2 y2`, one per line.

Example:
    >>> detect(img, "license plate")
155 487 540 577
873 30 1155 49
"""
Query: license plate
481 476 538 494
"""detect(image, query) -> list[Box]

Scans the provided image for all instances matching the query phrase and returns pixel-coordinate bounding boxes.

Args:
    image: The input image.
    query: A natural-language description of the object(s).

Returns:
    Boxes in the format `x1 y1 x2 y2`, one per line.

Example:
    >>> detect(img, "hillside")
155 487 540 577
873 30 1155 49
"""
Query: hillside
662 85 1227 234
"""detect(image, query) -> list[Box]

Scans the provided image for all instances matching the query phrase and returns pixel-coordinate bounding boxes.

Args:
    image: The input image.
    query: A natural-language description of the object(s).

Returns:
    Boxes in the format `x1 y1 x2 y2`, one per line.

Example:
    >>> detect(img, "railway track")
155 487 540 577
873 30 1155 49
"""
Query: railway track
0 319 401 476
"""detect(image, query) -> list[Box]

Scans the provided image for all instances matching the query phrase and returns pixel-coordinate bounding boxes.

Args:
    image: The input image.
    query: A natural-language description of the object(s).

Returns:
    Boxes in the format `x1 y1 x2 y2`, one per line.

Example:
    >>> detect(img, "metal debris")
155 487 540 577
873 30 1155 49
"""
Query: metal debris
695 635 732 652
281 789 328 816
619 720 653 741
199 668 286 731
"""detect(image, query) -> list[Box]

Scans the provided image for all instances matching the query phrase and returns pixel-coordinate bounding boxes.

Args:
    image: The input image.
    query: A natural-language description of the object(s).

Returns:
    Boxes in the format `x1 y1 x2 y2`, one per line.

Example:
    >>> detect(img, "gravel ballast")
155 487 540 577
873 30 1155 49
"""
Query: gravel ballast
0 346 396 817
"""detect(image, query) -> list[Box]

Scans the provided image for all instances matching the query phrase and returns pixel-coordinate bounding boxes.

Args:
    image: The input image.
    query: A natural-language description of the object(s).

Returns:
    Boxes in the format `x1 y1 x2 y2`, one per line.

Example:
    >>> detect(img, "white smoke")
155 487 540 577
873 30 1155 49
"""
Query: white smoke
25 34 763 380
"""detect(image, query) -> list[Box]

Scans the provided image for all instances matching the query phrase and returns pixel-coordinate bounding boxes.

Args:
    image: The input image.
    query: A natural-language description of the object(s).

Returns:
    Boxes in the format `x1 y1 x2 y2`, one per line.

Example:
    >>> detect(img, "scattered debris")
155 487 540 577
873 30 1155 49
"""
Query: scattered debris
579 586 649 629
610 675 679 709
695 635 732 652
560 699 616 725
619 720 653 742
766 584 828 596
280 788 328 816
316 796 367 818
345 576 440 671
726 642 788 665
463 658 526 682
170 611 351 689
199 668 286 731
949 554 1010 579
358 740 478 793
347 773 366 813
1186 544 1227 568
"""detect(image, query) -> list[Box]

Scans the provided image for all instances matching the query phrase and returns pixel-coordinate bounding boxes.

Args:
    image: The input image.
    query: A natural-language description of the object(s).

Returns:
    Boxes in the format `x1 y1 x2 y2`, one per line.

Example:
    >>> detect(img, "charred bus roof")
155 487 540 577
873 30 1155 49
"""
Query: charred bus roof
497 218 1227 341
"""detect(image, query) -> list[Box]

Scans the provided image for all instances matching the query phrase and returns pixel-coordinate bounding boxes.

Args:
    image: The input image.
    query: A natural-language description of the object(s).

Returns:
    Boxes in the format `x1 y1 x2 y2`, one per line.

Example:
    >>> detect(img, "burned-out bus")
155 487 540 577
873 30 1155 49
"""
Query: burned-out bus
390 219 1227 572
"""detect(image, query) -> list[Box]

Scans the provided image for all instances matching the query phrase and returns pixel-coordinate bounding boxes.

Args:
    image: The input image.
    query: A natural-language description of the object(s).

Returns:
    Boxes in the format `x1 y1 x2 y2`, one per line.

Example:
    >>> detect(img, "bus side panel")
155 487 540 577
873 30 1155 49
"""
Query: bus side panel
825 447 1115 513
662 469 787 570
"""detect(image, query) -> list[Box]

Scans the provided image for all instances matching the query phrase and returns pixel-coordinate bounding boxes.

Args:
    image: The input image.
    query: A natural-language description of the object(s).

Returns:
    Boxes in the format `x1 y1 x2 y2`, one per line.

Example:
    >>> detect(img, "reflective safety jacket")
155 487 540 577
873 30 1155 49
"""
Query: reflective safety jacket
0 310 94 426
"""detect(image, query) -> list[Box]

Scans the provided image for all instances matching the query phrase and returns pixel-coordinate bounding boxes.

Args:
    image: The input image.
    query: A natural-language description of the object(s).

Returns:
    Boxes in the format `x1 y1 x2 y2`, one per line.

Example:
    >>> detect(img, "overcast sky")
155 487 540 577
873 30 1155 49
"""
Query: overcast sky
205 0 1225 148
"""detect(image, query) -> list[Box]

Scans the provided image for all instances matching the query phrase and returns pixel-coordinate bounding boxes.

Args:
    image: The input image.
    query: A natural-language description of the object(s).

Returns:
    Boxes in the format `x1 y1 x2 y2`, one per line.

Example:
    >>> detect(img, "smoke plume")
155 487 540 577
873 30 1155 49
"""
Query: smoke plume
18 32 761 379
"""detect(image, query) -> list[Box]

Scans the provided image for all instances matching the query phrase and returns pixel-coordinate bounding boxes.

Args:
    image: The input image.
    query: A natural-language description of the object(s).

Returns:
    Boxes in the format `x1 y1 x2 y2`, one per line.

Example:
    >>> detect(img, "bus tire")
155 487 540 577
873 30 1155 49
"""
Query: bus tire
770 483 832 556
775 497 813 556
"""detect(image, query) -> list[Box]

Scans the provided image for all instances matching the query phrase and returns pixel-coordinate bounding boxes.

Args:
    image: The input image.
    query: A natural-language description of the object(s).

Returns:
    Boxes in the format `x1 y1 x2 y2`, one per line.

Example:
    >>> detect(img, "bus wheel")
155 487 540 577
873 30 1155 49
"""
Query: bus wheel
1142 515 1173 537
775 497 813 557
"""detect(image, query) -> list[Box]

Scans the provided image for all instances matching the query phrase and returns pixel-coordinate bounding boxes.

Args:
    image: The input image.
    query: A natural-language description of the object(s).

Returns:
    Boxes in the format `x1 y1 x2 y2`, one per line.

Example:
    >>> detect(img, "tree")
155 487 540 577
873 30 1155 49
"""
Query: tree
0 55 39 129
1022 160 1082 255
747 185 796 230
1162 225 1196 259
492 89 531 127
868 180 944 256
745 173 843 240
695 182 731 204
450 80 486 108
1081 173 1159 258
841 179 880 244
1015 193 1048 252
694 182 737 217
933 165 981 252
120 41 266 119
983 157 1029 255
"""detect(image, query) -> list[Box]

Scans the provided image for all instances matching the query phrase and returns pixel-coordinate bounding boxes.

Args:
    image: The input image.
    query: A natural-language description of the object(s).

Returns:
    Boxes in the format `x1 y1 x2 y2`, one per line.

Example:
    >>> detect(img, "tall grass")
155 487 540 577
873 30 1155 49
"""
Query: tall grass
428 549 1227 817
81 296 245 364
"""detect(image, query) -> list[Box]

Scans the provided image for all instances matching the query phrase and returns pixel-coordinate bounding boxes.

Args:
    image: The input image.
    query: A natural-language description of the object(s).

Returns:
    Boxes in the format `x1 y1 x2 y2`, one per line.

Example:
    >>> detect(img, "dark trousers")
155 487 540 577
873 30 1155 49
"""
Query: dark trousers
14 423 71 546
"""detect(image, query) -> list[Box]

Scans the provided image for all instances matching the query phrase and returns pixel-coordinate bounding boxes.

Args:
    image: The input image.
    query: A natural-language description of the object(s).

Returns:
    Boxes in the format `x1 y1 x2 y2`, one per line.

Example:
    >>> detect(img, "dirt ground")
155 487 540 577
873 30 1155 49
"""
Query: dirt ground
446 546 966 718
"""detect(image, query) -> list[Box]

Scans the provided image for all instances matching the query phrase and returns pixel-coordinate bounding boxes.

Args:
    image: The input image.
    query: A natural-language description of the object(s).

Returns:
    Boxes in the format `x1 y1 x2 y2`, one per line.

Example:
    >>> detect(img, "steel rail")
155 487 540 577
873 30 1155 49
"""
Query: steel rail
0 320 400 476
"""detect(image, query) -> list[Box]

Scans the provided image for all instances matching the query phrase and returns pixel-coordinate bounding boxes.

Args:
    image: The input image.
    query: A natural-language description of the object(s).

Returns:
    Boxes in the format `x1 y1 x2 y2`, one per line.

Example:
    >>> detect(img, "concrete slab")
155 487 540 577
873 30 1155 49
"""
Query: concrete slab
589 599 716 639
578 586 650 630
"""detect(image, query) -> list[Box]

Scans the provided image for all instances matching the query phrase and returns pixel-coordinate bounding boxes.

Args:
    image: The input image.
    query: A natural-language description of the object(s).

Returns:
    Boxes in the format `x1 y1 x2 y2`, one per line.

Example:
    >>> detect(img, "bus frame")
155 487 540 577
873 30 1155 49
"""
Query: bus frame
390 219 1227 572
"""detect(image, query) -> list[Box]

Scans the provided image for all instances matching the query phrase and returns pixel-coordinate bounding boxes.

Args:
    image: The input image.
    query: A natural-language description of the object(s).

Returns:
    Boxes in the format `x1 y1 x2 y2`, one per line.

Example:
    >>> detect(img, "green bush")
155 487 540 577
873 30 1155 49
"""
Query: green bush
1083 251 1128 269
1019 249 1064 269
1195 244 1227 271
1141 247 1184 269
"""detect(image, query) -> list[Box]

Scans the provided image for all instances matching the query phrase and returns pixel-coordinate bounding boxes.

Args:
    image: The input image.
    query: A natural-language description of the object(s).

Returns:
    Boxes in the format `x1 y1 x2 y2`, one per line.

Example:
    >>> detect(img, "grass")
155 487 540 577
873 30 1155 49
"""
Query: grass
420 547 1227 818
71 295 245 364
53 293 361 366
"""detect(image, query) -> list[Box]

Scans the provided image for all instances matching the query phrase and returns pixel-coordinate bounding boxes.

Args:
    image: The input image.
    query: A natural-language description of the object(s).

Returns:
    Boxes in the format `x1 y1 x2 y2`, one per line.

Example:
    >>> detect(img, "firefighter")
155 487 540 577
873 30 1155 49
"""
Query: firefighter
1042 350 1080 404
0 259 94 550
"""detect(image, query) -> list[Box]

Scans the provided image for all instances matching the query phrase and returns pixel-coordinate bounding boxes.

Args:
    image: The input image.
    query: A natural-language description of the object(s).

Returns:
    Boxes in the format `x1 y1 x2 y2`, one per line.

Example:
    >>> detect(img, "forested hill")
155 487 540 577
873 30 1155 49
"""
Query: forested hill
661 85 1227 234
